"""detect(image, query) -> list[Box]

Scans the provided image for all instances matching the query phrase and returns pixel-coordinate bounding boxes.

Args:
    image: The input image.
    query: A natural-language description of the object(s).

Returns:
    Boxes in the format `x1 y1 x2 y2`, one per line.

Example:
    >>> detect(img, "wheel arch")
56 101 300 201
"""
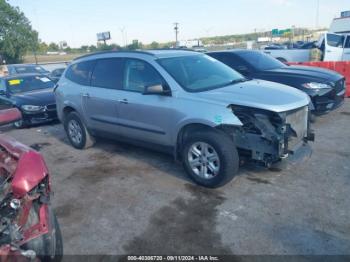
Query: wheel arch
174 122 239 161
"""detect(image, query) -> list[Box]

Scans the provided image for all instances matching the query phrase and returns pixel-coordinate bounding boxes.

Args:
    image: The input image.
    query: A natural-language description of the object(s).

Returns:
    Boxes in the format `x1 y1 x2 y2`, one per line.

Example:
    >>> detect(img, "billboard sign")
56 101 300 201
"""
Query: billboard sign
97 32 111 41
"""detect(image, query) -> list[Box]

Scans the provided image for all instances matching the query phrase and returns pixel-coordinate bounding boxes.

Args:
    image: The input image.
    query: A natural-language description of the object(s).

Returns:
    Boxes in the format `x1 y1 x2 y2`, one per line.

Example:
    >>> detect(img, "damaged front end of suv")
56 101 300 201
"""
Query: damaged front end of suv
221 105 315 167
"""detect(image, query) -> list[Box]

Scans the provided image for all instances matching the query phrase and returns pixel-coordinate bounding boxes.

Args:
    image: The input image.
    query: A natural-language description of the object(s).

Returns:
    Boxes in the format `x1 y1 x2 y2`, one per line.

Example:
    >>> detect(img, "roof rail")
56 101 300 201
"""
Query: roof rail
73 50 155 61
148 48 199 52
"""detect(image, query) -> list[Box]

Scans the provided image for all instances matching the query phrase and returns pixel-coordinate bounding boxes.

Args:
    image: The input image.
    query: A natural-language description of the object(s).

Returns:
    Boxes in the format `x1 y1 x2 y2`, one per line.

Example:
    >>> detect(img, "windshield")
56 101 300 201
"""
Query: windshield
13 65 48 74
238 51 286 70
6 76 55 94
157 54 245 92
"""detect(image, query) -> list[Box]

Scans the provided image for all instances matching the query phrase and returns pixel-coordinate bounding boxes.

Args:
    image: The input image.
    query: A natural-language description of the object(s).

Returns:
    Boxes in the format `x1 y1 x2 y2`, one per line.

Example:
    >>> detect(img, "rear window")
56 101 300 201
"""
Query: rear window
237 51 286 70
65 60 95 86
327 34 345 48
6 76 55 94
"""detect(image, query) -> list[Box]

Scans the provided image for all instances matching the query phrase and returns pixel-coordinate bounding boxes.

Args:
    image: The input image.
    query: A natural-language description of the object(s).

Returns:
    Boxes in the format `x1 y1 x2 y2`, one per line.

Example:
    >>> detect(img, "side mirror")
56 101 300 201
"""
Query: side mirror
143 84 171 96
0 108 22 126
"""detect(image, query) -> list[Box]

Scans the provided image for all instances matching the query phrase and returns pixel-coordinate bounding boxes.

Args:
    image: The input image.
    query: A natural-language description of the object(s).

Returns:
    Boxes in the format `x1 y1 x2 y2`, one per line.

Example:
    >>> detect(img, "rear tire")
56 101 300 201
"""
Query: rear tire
64 111 95 149
182 130 239 188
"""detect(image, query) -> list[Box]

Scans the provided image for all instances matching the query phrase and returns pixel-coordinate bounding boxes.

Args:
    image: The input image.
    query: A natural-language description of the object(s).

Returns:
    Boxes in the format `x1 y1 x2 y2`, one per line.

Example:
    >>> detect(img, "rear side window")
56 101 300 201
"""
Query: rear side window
327 34 345 48
345 37 350 48
65 60 95 85
91 58 124 89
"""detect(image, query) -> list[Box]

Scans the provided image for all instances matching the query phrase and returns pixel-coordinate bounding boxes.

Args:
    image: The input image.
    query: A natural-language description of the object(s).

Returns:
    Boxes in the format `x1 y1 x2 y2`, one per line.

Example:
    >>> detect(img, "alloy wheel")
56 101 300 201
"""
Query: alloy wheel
187 142 220 179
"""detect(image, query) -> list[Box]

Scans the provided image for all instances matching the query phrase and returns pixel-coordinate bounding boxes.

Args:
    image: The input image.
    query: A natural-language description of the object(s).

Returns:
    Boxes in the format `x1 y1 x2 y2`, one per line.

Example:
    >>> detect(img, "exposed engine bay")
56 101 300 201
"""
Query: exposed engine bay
0 144 51 260
220 105 315 166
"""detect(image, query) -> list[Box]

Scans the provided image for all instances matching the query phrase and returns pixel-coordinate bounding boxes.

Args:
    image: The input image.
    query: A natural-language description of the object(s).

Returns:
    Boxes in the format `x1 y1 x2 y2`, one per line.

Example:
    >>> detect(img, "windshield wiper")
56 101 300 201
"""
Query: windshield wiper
226 78 249 86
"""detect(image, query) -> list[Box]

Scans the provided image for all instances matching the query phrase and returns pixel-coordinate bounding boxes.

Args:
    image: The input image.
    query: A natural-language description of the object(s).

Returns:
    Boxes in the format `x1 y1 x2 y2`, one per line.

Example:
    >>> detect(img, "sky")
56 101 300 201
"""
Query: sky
7 0 349 48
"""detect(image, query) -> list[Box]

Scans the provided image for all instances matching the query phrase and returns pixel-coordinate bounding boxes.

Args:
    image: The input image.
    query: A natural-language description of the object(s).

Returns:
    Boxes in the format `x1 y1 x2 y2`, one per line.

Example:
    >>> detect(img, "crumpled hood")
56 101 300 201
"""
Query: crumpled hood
194 80 310 113
11 88 55 106
267 65 343 82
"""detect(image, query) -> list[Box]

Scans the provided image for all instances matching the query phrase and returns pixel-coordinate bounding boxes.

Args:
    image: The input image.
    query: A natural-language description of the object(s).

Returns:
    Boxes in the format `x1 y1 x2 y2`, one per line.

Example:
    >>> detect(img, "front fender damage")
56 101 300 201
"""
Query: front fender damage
218 105 315 167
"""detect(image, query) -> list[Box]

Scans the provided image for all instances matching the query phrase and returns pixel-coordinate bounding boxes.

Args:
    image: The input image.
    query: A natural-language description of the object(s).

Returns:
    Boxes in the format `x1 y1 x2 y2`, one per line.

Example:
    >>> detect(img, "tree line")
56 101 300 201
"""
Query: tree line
0 0 38 64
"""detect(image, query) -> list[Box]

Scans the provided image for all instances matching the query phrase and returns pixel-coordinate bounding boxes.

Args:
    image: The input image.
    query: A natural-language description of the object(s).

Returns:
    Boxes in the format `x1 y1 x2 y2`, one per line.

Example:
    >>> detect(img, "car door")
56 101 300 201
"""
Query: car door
82 58 124 134
342 35 350 61
324 33 345 61
115 58 175 146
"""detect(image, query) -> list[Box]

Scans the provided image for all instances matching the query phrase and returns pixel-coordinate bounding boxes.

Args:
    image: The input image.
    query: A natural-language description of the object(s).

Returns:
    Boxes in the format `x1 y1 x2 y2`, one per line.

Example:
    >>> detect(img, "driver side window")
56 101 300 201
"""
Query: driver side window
123 59 163 92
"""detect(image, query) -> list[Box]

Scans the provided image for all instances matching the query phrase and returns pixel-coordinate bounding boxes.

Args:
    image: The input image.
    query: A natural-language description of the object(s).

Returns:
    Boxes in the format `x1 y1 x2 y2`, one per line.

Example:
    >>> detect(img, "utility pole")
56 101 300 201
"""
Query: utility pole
120 27 126 47
174 22 179 48
316 0 320 29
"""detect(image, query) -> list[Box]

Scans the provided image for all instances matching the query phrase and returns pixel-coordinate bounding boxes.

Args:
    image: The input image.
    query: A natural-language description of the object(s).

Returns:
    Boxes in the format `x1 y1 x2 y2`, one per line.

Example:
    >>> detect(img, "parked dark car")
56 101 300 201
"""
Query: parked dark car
208 50 346 114
49 67 66 83
0 73 57 128
3 64 50 76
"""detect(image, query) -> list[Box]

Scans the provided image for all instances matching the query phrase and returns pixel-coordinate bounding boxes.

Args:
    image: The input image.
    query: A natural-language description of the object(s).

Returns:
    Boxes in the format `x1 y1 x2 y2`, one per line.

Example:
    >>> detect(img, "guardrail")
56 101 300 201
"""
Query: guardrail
288 61 350 98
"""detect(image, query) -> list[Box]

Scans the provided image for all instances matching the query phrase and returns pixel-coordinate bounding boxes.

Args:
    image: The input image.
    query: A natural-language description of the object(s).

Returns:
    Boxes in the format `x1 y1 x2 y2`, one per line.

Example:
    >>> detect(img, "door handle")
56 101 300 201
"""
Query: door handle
82 93 90 98
118 99 129 104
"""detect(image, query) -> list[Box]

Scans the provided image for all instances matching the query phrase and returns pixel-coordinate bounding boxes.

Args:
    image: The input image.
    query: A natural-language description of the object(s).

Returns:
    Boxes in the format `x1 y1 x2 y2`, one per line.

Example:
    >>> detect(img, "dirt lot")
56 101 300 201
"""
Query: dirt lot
1 100 350 255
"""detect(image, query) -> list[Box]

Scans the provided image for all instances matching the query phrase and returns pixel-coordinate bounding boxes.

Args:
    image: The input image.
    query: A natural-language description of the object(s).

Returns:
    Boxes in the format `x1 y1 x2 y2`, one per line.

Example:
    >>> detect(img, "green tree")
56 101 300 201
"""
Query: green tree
0 0 39 63
48 42 59 51
149 41 160 49
38 41 49 54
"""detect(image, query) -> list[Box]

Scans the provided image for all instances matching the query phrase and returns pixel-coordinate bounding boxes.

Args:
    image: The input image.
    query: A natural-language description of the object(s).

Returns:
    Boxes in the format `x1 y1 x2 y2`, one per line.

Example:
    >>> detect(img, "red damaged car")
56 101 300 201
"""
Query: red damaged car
0 108 62 261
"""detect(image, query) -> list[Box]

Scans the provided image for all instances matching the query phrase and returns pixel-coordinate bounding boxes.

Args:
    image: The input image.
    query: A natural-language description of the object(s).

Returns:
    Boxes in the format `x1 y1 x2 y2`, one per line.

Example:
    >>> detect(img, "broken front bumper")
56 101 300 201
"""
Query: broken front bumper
230 105 315 167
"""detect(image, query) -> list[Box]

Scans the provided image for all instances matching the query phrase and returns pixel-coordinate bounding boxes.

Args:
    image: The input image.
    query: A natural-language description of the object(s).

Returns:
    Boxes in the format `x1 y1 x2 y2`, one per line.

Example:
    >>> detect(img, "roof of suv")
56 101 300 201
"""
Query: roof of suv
75 49 200 61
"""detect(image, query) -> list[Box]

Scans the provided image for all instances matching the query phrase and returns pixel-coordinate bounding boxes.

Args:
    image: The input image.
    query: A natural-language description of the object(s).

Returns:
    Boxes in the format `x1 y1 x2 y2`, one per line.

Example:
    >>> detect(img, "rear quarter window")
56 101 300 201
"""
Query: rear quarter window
65 60 95 85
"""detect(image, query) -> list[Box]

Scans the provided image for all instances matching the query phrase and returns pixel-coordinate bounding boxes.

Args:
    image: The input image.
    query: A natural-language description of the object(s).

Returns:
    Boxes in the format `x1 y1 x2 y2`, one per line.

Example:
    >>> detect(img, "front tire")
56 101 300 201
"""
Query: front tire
13 119 27 129
23 205 63 261
182 130 239 188
64 111 95 149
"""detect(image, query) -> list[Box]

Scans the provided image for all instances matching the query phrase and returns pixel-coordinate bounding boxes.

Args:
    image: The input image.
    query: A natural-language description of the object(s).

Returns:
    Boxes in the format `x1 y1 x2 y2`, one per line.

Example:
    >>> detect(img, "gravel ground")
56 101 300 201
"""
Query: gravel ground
1 99 350 255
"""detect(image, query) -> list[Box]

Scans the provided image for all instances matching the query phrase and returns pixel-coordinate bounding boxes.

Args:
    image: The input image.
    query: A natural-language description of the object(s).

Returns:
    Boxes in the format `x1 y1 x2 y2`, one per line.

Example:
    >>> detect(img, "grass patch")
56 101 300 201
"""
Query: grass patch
23 53 87 64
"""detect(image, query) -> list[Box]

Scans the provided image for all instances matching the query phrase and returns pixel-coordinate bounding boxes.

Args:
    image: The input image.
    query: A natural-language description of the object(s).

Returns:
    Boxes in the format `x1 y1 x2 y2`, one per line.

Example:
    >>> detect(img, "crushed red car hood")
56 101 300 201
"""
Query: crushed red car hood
0 134 49 198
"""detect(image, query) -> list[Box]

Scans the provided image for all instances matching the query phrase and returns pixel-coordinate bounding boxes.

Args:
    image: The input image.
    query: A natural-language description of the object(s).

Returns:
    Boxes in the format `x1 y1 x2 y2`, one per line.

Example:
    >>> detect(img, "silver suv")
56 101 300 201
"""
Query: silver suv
55 50 314 188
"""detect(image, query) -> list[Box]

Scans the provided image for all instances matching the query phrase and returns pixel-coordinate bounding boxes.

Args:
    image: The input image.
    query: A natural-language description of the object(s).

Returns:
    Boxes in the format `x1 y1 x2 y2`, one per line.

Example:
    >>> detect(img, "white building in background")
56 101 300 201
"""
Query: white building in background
178 39 203 48
329 11 350 34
